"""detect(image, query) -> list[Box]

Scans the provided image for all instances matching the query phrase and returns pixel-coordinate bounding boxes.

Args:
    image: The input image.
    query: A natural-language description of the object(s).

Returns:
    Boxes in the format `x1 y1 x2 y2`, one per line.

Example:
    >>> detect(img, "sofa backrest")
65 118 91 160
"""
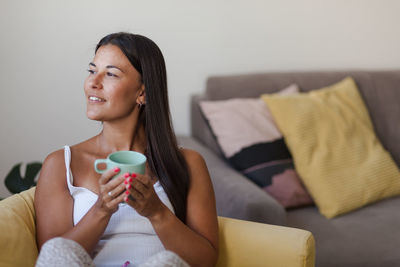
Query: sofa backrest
191 70 400 166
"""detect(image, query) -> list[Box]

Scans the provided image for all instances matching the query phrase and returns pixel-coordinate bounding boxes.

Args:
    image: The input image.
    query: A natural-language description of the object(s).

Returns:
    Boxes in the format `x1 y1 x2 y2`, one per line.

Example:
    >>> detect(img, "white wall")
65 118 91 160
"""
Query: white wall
1 0 400 197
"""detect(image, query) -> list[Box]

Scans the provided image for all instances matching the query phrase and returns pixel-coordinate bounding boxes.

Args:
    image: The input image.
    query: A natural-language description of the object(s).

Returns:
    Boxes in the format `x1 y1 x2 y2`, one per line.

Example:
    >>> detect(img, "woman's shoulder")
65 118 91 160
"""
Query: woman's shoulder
43 140 86 165
178 147 214 198
37 148 68 190
179 147 205 165
43 148 65 168
179 147 208 179
42 137 94 175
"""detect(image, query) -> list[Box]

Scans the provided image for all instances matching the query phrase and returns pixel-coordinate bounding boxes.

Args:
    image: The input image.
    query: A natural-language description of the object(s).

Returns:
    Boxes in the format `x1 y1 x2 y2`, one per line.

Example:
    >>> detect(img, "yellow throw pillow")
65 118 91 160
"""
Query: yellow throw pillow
261 77 400 218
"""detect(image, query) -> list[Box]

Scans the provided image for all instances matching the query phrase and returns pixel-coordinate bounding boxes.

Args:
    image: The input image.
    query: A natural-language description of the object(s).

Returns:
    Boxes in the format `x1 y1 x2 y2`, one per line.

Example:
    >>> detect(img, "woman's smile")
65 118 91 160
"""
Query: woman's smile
88 95 106 103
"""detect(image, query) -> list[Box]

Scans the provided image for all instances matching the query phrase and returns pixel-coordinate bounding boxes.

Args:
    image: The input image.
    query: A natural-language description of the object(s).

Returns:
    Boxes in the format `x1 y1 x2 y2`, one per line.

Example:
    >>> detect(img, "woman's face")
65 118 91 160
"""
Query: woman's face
84 44 143 122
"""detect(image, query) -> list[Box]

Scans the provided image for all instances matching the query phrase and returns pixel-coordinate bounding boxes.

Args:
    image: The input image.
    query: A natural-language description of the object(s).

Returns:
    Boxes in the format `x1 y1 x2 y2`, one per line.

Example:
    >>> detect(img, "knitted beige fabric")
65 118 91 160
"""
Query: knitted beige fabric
139 251 189 267
36 237 190 267
36 238 94 267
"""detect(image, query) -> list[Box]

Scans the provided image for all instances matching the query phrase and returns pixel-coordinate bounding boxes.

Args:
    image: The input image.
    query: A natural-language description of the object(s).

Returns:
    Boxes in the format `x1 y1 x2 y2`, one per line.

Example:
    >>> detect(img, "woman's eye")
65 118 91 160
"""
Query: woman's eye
87 69 95 74
107 72 118 77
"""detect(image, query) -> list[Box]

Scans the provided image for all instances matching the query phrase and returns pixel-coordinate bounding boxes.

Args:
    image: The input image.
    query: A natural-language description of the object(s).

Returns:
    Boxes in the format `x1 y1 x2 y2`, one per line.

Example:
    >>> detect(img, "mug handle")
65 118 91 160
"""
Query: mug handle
94 159 108 173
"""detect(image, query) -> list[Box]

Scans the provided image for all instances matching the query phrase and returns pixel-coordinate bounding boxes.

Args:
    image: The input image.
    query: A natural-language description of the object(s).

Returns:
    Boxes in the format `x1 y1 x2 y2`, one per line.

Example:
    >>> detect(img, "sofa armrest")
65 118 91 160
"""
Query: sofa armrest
0 187 38 267
0 188 313 267
217 216 315 267
178 136 286 225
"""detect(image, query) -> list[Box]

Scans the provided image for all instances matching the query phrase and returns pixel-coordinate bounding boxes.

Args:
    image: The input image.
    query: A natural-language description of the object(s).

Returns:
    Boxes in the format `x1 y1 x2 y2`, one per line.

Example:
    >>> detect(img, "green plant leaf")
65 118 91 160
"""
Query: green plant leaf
5 162 42 194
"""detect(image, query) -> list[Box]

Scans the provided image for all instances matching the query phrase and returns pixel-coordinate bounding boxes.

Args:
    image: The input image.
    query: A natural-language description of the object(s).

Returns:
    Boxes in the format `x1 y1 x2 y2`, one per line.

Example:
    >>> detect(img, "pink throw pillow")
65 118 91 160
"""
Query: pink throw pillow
264 169 314 209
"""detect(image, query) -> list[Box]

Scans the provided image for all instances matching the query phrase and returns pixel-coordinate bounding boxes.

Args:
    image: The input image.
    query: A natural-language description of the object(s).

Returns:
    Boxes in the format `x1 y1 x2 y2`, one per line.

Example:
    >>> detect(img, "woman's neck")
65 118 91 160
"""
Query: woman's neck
96 119 146 155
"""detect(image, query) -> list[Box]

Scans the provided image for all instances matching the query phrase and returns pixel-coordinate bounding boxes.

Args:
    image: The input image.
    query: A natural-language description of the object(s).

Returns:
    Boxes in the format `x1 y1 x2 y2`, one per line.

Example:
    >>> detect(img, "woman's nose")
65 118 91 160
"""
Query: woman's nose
90 73 103 89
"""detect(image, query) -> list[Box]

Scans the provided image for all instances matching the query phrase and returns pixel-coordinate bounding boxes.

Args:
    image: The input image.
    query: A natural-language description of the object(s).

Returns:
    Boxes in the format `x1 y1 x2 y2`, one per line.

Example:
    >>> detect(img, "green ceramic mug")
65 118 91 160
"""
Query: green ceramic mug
94 151 146 177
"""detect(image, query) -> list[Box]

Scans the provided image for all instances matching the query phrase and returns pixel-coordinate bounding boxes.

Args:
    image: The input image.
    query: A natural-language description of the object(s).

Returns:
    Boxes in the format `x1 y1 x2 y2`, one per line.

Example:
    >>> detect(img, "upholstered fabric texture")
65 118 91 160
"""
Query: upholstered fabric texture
199 84 298 188
0 187 37 267
217 216 315 267
0 187 316 267
262 77 400 218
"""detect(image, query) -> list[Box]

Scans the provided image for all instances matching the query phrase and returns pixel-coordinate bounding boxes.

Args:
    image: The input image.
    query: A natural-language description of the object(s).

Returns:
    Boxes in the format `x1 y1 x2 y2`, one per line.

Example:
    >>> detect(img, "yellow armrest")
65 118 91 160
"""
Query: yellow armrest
0 187 37 267
0 188 315 267
217 217 315 267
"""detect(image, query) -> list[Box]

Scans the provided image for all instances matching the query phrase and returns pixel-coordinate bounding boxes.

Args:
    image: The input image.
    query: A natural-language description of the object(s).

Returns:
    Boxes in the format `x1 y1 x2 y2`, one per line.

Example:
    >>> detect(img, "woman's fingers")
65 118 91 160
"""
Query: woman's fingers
131 178 148 196
134 173 152 188
107 180 127 199
98 169 130 206
99 167 121 185
123 174 164 218
125 182 144 201
124 191 137 207
123 173 151 201
123 174 155 203
102 172 130 194
109 191 127 207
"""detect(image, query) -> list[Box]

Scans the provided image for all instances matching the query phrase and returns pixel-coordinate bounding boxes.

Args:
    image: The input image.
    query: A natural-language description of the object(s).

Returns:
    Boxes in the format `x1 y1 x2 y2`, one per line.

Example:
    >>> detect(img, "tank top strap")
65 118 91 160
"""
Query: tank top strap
63 145 74 189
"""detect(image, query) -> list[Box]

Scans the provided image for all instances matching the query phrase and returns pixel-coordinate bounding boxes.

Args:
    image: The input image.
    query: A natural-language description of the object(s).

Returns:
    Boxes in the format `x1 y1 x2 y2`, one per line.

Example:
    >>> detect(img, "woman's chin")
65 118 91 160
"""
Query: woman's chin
86 112 104 121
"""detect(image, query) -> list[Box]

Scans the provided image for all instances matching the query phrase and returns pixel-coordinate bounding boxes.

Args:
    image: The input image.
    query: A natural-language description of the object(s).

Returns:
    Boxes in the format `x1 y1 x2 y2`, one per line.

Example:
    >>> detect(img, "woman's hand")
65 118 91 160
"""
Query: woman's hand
123 173 166 219
95 167 127 215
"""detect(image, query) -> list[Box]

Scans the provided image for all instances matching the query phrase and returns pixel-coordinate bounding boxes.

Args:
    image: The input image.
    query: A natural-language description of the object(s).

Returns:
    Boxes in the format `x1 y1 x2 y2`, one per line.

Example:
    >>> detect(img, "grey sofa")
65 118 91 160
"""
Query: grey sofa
177 70 400 267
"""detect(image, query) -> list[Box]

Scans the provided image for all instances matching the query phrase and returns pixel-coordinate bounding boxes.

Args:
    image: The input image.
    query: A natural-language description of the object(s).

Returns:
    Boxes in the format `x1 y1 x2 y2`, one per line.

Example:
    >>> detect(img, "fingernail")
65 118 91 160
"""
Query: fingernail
113 167 120 173
124 173 130 178
124 196 129 202
124 180 128 185
125 191 130 195
129 178 133 183
126 184 131 190
131 173 137 178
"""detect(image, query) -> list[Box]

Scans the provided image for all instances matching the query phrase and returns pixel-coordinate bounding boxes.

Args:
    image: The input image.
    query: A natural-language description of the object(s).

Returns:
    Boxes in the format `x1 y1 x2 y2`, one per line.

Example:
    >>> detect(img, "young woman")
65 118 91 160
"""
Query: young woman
34 32 218 267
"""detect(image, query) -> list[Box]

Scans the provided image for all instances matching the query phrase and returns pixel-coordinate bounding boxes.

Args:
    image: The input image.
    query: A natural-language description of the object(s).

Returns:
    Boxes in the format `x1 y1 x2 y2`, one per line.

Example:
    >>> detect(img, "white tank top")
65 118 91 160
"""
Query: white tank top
64 146 175 267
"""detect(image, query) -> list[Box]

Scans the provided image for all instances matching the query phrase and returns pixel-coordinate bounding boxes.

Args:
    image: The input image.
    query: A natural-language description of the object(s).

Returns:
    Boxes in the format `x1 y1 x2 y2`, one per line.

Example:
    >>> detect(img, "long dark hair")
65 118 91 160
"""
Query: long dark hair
95 32 190 223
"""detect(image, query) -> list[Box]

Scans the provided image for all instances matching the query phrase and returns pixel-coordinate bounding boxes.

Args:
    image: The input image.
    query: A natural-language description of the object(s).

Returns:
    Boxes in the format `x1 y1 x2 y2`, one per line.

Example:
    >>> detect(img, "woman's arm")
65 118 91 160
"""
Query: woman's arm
125 149 218 267
34 150 126 253
153 149 218 266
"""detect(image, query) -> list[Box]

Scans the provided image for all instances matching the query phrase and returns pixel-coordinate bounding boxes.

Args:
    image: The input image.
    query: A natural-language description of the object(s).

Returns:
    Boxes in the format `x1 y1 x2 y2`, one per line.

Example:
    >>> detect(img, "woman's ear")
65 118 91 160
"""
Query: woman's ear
136 84 146 105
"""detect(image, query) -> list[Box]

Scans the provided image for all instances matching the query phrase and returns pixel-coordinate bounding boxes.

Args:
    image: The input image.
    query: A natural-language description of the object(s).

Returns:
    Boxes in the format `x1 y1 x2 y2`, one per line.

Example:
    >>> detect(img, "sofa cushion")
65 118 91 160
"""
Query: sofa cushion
262 77 400 218
199 84 298 187
199 84 298 158
0 187 37 267
264 169 313 209
199 85 313 208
